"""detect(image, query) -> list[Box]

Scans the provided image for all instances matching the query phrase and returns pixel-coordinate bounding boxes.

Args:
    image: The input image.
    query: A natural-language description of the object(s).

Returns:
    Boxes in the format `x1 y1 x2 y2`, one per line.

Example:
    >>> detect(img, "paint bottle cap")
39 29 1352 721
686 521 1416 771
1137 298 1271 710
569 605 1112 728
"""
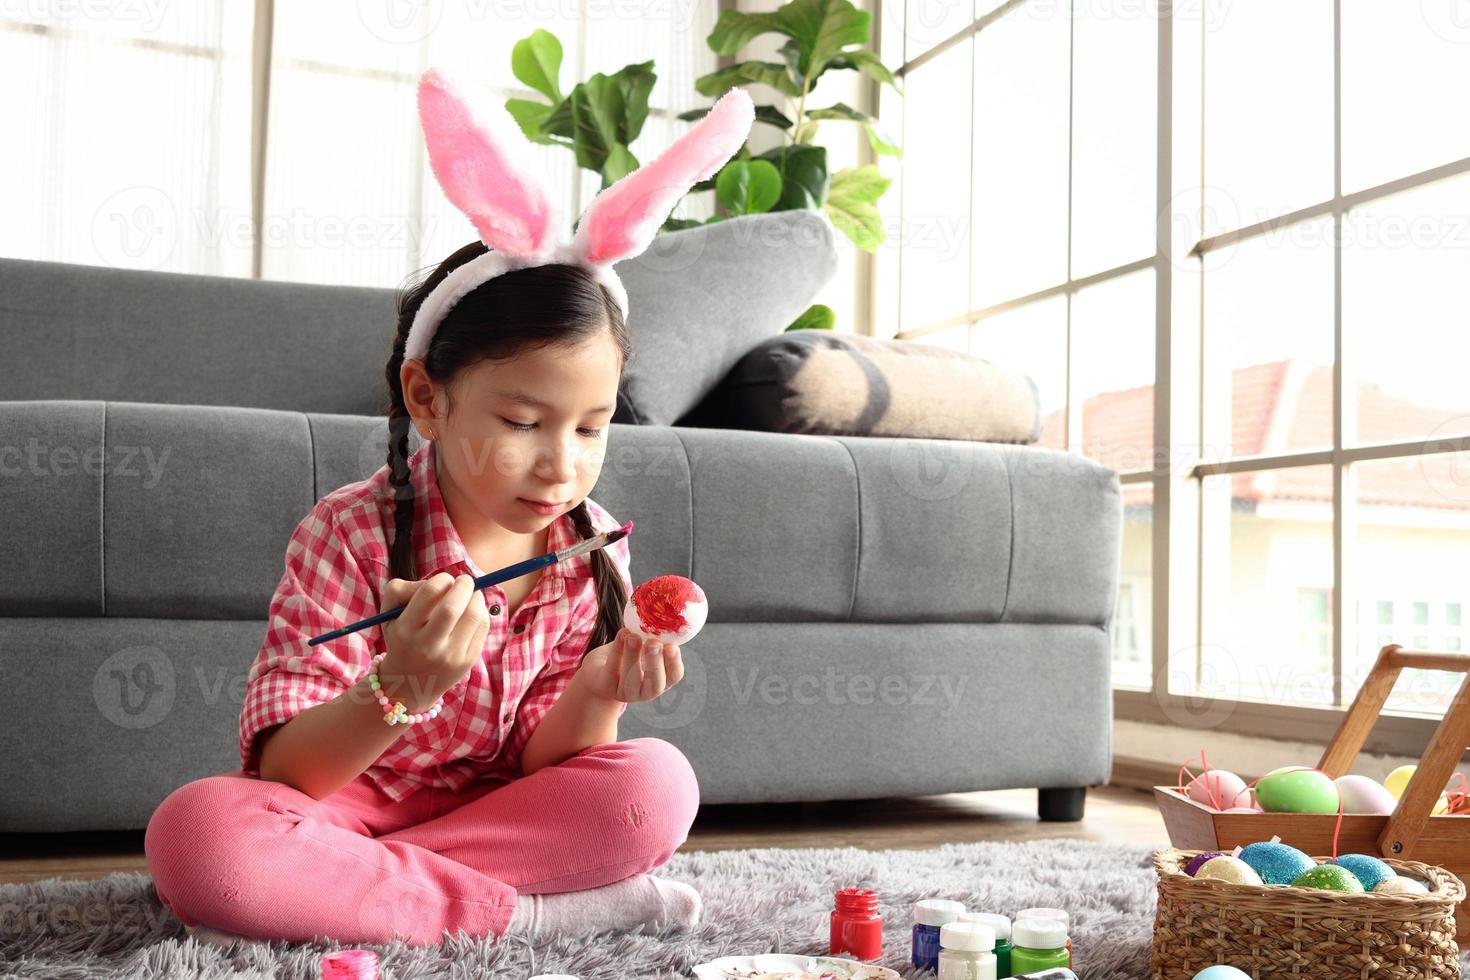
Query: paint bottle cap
957 911 1010 943
913 898 966 926
1013 917 1068 949
940 921 996 953
1015 906 1068 928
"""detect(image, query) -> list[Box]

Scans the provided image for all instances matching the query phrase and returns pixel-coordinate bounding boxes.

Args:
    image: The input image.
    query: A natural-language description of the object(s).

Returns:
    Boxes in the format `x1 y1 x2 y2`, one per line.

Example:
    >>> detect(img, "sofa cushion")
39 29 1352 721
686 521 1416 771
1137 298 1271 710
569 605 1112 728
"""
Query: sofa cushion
610 209 839 427
679 329 1042 443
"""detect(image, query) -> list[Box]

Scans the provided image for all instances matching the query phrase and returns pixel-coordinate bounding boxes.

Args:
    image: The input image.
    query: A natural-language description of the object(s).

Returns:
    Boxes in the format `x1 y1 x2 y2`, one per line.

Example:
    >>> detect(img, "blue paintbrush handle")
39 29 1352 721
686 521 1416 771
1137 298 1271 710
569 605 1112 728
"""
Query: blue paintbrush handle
307 552 557 647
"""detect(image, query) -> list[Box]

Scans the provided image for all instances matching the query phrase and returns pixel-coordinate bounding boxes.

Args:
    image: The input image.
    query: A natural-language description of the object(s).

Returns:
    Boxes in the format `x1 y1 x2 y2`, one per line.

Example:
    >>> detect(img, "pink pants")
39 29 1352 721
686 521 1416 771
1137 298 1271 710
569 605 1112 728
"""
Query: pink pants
144 737 700 946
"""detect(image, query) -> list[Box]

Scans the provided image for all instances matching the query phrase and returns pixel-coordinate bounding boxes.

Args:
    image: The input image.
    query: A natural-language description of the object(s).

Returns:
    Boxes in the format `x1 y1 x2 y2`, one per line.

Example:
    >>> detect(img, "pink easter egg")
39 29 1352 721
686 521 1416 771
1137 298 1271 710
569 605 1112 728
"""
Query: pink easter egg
1334 774 1397 815
1187 769 1250 810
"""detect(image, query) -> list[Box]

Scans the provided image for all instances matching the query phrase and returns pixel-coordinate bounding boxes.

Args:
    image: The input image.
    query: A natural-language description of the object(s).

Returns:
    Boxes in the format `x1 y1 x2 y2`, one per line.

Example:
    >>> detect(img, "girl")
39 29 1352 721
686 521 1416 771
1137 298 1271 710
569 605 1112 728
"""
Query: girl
143 69 755 948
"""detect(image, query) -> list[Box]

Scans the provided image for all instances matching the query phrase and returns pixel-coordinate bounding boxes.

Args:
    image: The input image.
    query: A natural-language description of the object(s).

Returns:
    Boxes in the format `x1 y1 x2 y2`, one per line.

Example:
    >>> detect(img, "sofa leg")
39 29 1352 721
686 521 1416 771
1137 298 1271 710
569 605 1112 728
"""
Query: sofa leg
1037 786 1086 822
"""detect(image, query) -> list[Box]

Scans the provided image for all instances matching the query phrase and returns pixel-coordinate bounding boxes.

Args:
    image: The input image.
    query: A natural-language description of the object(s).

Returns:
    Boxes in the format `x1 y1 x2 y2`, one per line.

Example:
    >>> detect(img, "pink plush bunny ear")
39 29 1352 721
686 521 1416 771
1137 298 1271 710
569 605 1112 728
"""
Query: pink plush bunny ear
572 86 755 266
418 66 561 255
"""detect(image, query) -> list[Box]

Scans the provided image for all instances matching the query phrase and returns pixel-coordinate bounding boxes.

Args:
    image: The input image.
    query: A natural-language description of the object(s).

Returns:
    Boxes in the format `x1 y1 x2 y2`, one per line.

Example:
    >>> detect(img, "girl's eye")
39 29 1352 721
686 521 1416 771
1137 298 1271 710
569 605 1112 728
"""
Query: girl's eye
501 418 604 438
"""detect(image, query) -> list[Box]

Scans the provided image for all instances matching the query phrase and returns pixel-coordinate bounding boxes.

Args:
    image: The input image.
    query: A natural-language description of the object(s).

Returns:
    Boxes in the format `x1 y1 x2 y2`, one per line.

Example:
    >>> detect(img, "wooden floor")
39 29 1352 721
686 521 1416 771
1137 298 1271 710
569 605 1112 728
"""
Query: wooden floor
0 786 1165 885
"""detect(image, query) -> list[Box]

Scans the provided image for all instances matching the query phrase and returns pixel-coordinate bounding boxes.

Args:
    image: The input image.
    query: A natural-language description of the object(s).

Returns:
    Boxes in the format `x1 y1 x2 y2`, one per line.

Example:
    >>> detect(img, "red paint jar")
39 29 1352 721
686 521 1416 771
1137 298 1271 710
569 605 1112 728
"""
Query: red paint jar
830 887 883 961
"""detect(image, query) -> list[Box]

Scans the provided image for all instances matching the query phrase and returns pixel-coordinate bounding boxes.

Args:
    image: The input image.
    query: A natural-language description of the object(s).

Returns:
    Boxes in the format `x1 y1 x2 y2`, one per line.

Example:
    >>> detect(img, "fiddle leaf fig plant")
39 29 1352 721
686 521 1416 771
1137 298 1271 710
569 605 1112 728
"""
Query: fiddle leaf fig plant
677 0 902 255
505 29 656 188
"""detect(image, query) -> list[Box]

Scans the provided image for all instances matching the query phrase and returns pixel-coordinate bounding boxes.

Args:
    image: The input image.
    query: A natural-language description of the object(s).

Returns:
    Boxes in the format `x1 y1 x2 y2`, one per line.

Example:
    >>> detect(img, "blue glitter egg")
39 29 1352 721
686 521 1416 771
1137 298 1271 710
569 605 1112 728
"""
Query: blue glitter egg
1239 840 1316 885
1333 853 1394 891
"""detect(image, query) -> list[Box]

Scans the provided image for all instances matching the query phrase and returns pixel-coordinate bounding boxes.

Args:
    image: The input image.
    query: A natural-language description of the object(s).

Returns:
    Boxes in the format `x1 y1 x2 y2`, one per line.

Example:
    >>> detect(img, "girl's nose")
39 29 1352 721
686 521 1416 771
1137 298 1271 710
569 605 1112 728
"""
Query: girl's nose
535 437 580 483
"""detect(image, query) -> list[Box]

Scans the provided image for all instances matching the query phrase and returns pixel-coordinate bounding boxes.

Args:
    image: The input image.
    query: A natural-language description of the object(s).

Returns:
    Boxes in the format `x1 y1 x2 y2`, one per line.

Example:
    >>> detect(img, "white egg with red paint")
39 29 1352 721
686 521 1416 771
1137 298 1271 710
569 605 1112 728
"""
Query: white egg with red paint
623 575 708 645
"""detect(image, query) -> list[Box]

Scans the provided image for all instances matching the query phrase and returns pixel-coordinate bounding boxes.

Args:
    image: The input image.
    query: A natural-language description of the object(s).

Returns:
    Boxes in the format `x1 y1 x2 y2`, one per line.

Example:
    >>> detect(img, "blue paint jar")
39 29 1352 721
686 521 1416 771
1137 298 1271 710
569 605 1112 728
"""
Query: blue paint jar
912 898 966 972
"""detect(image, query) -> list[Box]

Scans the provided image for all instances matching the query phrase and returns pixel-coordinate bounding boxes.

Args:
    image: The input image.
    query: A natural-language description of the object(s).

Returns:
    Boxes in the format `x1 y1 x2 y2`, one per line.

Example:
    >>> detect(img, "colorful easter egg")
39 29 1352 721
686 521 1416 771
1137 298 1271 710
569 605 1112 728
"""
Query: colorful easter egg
1255 767 1340 814
622 575 708 645
1195 856 1264 886
1334 774 1397 815
1184 851 1225 876
1332 854 1395 891
1292 864 1364 892
1374 875 1430 895
1239 840 1316 885
1187 770 1250 810
1384 764 1417 799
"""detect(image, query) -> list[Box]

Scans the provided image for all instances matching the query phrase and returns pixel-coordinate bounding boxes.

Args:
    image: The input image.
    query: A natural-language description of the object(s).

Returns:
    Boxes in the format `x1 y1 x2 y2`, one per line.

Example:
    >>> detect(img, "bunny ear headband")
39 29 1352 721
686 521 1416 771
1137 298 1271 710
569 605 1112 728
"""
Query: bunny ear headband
405 67 757 361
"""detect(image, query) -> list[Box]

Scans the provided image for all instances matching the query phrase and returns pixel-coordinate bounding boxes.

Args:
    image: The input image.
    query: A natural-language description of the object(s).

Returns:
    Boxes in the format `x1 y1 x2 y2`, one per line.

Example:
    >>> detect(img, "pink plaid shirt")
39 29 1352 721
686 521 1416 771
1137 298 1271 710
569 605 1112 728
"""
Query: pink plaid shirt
238 438 631 802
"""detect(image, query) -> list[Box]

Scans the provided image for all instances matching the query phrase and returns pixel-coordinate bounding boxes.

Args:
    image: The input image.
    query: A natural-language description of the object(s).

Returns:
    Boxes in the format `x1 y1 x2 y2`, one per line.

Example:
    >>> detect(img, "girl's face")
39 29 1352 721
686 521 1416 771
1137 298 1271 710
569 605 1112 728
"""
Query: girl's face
403 330 622 542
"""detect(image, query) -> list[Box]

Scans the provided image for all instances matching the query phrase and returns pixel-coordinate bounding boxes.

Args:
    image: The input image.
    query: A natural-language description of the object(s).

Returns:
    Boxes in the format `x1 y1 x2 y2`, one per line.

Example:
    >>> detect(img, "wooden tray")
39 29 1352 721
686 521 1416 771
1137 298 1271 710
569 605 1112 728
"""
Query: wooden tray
1153 643 1470 944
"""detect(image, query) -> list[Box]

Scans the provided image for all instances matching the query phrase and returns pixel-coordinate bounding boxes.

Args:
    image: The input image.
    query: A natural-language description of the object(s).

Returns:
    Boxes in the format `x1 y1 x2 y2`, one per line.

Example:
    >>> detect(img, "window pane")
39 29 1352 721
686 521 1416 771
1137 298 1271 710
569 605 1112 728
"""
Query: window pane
1342 5 1470 192
899 39 972 331
1073 268 1155 473
1070 0 1157 278
914 324 970 354
1113 482 1154 690
1349 453 1470 716
1344 174 1470 446
1202 215 1334 458
901 0 976 62
971 1 1069 308
972 295 1067 450
1193 466 1336 707
1203 1 1332 229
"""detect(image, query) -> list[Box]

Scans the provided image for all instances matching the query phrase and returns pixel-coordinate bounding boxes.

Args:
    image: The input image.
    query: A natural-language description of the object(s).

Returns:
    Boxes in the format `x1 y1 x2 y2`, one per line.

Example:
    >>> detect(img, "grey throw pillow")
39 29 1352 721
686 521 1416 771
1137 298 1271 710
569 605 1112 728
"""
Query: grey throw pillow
610 209 839 426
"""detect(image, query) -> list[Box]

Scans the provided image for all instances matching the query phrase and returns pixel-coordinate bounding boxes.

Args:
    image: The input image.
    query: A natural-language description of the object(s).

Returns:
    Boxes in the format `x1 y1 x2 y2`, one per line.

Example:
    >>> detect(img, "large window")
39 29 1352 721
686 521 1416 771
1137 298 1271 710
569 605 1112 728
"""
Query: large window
2 2 718 285
877 0 1470 744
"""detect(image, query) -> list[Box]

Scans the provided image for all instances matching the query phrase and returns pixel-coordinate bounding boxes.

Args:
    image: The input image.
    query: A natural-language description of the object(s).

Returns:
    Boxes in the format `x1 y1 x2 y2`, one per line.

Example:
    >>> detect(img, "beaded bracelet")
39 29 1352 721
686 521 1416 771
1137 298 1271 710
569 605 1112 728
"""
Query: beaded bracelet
367 651 443 726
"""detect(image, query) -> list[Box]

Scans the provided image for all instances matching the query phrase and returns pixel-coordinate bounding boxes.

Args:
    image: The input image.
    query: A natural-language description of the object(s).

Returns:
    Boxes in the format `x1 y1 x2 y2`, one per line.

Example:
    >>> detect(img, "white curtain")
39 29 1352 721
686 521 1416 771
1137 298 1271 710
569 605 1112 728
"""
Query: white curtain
0 3 255 275
262 0 721 288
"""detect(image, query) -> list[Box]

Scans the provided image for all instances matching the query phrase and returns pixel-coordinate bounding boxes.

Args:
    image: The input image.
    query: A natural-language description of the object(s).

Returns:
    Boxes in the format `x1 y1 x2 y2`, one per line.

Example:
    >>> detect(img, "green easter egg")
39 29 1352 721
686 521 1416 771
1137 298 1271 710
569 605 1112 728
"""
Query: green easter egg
1292 864 1365 892
1255 768 1341 814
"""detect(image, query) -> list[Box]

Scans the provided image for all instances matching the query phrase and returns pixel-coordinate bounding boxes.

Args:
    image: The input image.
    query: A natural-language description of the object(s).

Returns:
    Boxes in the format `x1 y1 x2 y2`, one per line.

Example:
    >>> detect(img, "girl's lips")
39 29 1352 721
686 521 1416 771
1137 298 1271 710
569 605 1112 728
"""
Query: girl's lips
519 498 564 514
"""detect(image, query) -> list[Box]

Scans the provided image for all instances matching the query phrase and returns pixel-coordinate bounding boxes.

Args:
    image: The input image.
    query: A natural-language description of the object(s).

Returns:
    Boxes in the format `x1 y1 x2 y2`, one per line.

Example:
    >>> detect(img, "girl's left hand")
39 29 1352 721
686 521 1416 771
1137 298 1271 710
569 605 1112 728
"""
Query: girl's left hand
580 627 685 704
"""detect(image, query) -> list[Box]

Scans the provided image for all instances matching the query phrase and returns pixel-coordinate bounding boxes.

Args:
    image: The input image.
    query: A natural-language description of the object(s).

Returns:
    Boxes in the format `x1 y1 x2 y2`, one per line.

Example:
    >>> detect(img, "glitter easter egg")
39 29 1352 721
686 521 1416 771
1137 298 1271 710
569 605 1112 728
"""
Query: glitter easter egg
1291 864 1364 892
1374 875 1430 895
1255 768 1340 814
1332 853 1395 891
1187 770 1249 810
1193 968 1251 980
1334 774 1396 815
1239 840 1316 885
1184 851 1225 876
1194 856 1264 886
622 575 708 644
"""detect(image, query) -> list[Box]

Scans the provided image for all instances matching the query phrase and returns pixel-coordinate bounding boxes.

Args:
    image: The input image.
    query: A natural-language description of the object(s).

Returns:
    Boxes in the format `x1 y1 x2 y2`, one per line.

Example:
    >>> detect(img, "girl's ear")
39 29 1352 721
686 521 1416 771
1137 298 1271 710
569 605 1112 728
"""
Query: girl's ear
417 66 562 256
571 86 755 267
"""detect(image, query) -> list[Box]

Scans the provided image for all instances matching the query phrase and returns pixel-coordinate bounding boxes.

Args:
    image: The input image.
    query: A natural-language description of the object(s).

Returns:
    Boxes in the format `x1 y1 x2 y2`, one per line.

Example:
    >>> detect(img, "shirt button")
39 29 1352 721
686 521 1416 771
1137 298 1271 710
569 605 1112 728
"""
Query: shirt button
513 623 526 634
489 603 501 615
502 711 512 724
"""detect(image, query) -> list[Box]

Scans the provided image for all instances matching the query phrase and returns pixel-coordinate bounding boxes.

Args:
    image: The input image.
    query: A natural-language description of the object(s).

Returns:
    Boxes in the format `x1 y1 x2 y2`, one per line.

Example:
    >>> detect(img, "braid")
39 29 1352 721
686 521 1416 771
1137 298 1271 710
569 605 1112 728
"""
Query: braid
385 408 417 582
566 499 630 661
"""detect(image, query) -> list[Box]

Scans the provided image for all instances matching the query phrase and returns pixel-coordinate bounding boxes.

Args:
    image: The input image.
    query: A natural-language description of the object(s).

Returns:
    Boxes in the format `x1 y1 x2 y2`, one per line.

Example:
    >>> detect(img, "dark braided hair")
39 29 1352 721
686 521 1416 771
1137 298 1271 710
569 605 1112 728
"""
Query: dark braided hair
382 240 632 658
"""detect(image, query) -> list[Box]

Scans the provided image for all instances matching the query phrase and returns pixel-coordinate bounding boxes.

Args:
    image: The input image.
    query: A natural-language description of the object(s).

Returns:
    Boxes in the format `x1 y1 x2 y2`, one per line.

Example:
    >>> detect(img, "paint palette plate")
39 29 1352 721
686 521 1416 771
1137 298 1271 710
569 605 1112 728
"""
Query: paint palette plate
691 953 900 980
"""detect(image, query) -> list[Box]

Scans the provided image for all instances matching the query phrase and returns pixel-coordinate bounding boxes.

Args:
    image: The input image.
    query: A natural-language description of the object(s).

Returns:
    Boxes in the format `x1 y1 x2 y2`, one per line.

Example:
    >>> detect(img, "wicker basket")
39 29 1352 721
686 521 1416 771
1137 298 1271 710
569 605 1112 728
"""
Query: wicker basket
1151 847 1466 979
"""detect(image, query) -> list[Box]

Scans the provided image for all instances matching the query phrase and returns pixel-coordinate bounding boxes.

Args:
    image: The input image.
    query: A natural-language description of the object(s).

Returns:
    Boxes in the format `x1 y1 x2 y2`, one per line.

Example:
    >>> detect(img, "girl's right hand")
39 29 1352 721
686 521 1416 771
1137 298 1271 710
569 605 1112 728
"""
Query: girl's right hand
376 573 490 712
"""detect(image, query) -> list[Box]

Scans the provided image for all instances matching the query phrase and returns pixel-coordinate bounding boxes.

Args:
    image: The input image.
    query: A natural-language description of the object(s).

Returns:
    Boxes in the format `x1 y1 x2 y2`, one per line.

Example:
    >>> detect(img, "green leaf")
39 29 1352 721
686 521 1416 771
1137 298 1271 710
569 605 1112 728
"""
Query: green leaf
661 216 705 232
824 164 890 251
806 102 901 156
826 49 902 94
560 63 655 174
770 0 870 82
694 61 803 99
707 8 784 55
511 30 564 103
608 60 656 144
705 214 726 223
679 103 795 131
753 143 829 209
504 98 559 145
716 159 783 214
786 303 836 331
602 143 639 185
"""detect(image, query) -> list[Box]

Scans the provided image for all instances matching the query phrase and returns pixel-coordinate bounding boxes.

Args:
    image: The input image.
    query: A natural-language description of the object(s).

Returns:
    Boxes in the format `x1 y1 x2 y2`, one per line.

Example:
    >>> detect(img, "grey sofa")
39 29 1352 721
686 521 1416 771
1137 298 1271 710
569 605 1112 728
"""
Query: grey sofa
0 249 1121 833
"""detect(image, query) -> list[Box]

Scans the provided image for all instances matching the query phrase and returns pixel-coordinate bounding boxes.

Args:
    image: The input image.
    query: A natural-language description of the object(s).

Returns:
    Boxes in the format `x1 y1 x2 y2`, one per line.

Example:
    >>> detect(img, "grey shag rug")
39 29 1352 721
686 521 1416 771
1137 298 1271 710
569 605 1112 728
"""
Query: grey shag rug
3 839 1467 979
